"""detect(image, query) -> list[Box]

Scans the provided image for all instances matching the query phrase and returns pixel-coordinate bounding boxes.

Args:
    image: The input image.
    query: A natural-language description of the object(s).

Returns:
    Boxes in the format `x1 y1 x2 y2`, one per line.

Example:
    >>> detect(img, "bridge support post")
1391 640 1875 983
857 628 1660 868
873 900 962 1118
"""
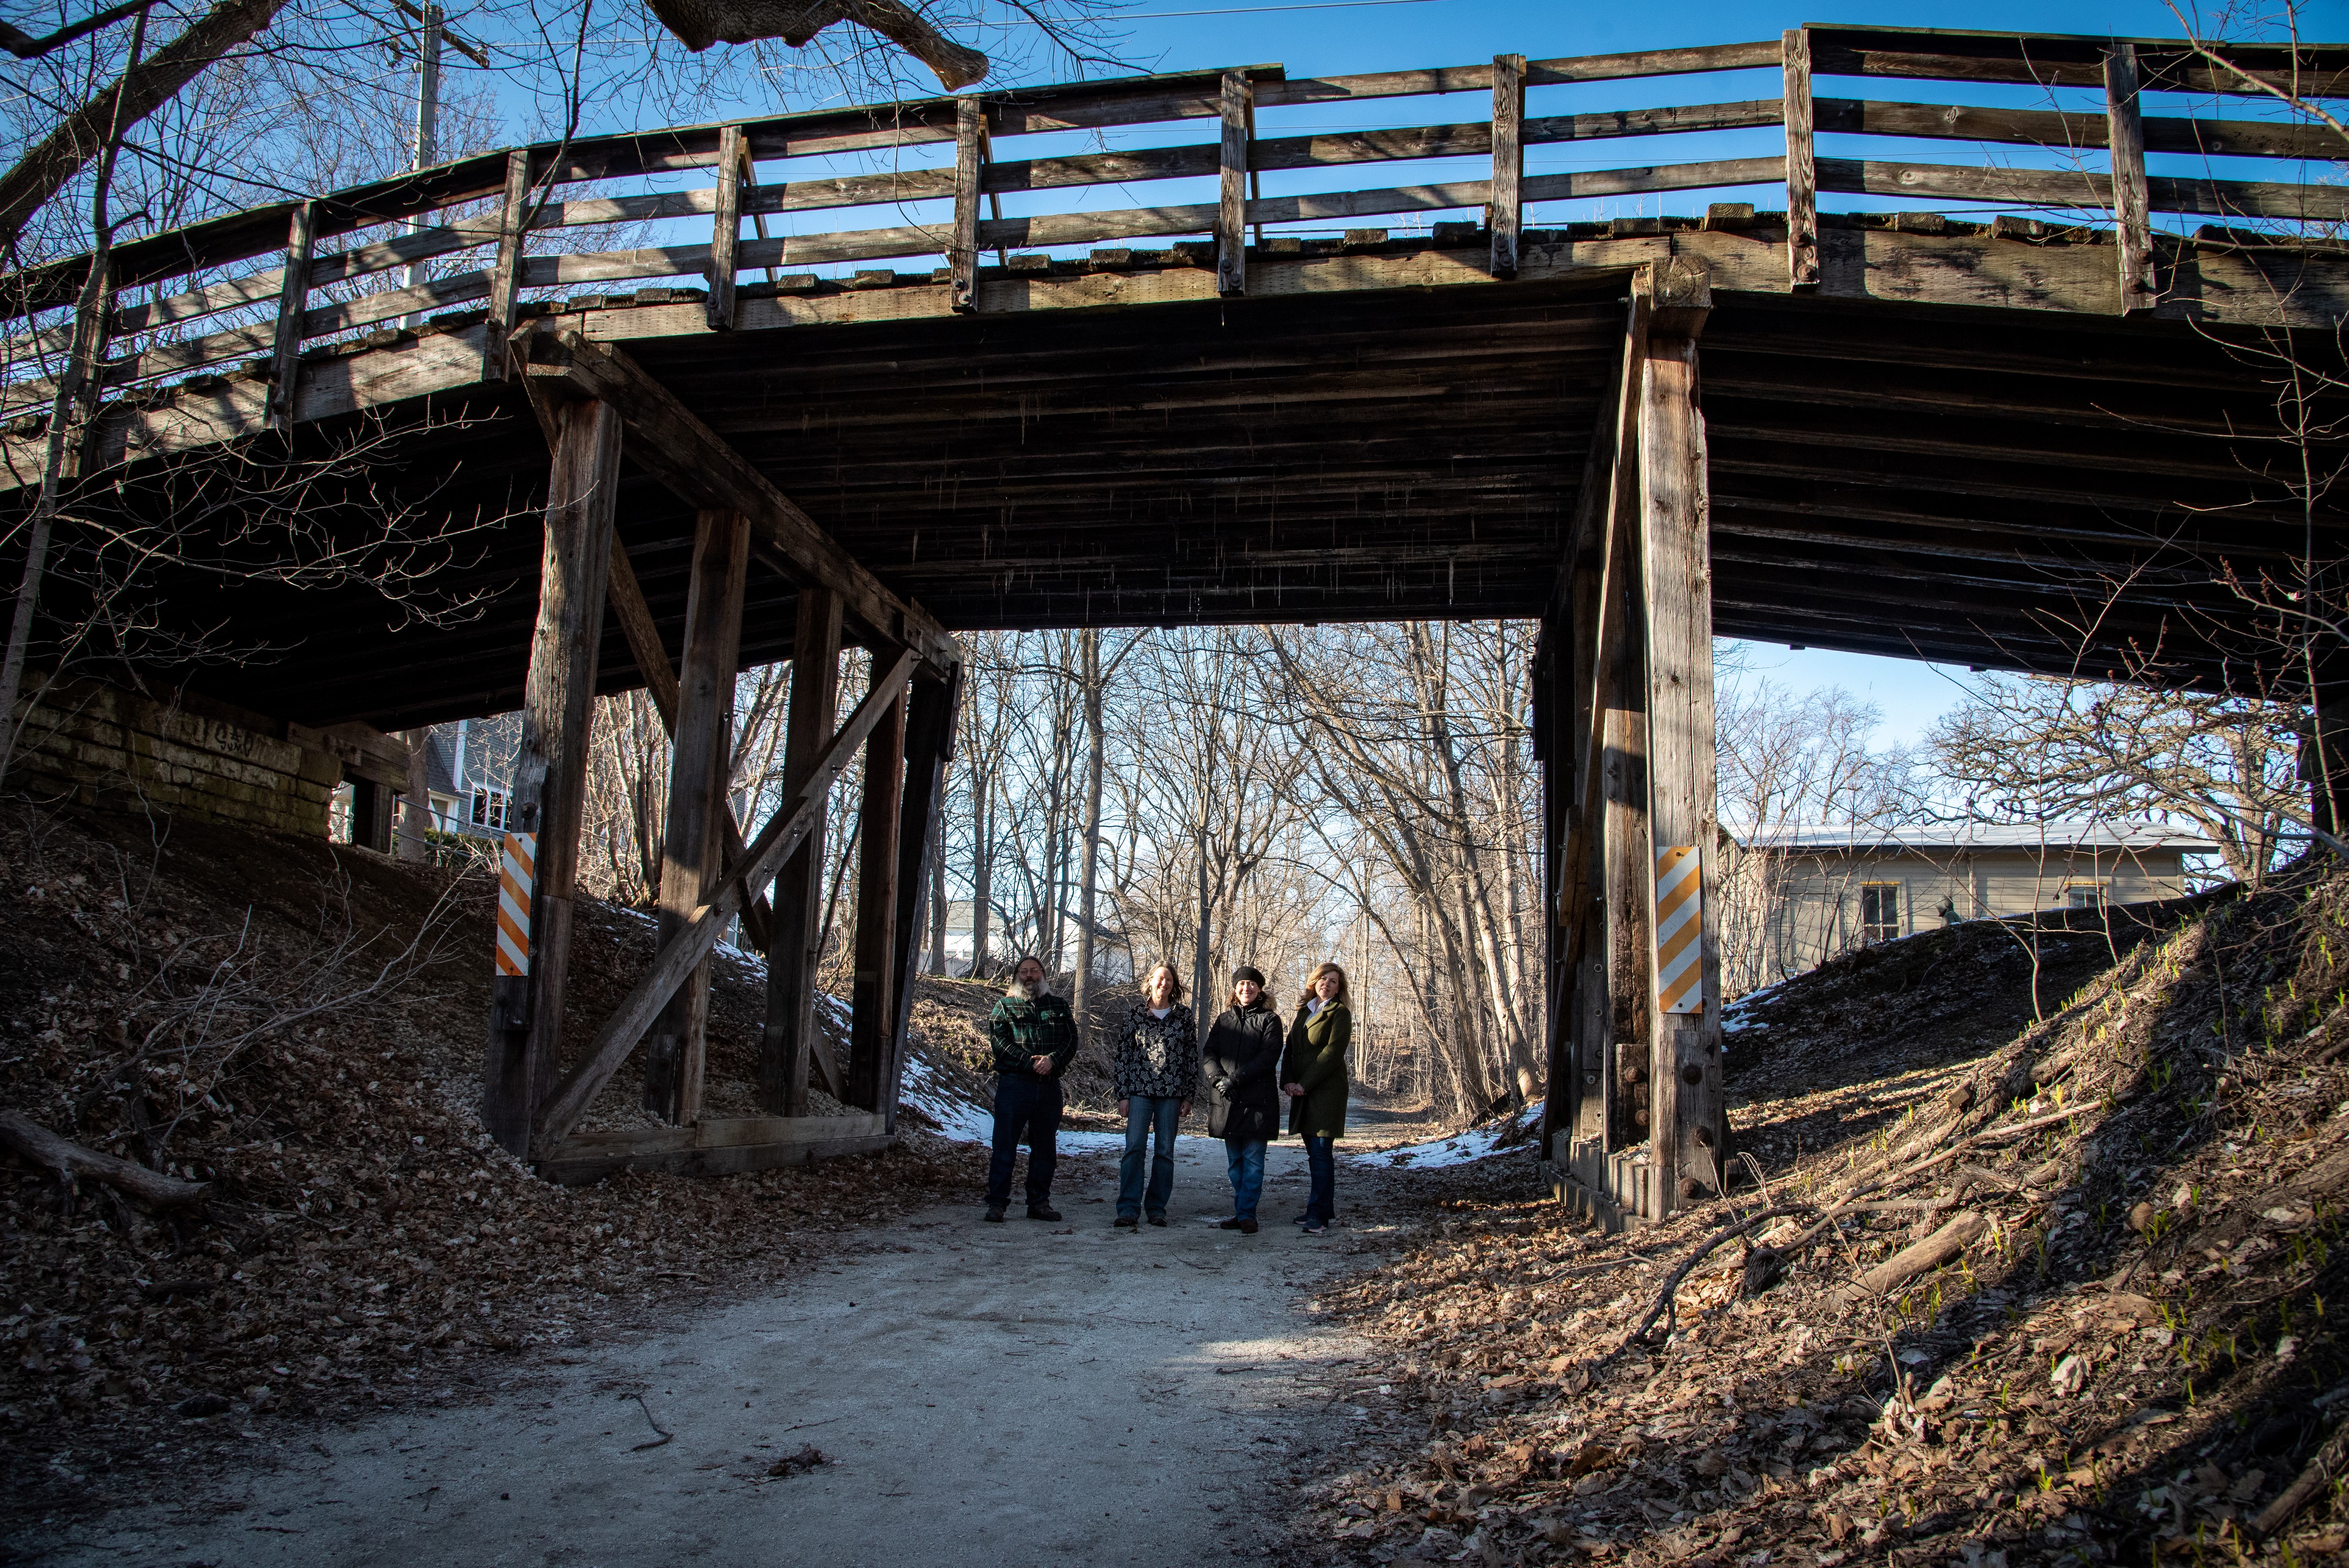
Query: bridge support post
643 508 750 1124
883 664 962 1129
763 588 844 1114
483 395 620 1158
846 670 910 1111
1551 280 1654 1227
1636 260 1725 1217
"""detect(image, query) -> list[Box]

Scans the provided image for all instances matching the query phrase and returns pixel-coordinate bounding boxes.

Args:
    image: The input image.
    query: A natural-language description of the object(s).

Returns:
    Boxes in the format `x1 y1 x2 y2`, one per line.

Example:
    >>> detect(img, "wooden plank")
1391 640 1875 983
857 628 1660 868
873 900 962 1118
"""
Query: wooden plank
534 648 920 1155
483 149 533 381
643 508 750 1124
1218 71 1251 297
1636 268 1722 1216
707 125 744 331
883 665 959 1131
1489 53 1525 280
1814 157 2349 223
538 1112 890 1184
765 588 845 1116
482 394 620 1159
1813 98 2347 162
1783 30 1819 289
2104 44 2155 314
951 97 984 314
845 679 908 1112
513 323 956 668
264 203 317 434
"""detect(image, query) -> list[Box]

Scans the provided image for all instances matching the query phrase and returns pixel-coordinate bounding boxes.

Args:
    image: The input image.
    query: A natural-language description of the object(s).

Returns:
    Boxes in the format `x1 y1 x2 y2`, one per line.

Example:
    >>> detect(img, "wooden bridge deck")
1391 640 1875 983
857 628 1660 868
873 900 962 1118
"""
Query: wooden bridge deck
6 25 2348 722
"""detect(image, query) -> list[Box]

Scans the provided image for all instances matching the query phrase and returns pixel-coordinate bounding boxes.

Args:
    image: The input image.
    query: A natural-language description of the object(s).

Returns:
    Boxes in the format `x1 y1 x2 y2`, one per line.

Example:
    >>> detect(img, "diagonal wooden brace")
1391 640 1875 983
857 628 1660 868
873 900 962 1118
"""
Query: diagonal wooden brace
531 649 921 1156
512 320 956 672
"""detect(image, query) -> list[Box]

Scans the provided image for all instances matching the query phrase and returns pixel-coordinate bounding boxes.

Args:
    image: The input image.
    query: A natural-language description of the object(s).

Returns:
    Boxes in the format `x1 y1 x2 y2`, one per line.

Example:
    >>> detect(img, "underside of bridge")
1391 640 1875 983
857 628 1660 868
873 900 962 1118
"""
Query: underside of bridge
46 250 2346 733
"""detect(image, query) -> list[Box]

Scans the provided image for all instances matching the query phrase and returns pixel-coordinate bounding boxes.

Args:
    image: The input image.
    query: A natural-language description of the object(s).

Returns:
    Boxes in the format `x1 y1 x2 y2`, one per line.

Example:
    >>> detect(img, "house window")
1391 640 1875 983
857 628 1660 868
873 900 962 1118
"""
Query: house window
1860 883 1900 944
470 788 509 831
2066 882 2108 910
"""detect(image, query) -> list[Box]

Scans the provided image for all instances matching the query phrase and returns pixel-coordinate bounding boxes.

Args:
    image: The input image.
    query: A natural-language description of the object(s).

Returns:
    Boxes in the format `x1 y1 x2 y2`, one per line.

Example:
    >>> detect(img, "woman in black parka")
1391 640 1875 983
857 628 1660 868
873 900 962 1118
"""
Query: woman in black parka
1201 964 1285 1235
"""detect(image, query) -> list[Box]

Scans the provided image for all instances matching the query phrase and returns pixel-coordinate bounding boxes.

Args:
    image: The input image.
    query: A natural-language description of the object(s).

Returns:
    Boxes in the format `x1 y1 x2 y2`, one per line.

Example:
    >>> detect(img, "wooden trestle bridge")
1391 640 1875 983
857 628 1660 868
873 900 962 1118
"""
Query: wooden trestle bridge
4 25 2346 1221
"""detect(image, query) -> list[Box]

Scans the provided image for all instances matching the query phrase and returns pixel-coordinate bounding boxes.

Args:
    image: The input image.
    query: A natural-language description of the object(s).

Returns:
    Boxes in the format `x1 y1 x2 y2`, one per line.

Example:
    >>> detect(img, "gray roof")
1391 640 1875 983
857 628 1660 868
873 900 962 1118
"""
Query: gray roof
1732 821 2220 855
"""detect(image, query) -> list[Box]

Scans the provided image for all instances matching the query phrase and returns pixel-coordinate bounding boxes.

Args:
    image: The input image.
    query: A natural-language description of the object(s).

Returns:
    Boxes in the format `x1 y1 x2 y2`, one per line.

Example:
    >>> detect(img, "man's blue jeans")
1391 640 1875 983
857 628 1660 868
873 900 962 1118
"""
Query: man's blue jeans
1118 1096 1182 1218
987 1074 1062 1209
1302 1134 1337 1224
1224 1138 1268 1221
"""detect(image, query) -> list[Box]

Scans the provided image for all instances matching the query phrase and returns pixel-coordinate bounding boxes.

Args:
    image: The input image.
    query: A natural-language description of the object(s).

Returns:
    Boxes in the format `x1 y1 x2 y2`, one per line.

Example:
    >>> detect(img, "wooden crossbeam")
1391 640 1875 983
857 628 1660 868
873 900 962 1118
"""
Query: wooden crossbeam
533 648 921 1157
514 322 956 670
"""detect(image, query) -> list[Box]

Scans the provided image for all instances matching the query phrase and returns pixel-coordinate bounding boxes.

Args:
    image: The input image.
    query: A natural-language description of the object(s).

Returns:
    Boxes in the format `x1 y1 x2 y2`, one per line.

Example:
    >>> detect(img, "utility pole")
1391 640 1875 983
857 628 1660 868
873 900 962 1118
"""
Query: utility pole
392 0 485 324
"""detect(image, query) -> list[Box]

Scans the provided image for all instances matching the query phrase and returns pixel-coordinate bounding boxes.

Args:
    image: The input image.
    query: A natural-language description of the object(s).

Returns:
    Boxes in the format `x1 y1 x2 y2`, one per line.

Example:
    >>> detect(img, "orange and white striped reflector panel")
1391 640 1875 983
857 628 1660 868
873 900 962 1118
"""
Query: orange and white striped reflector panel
1653 844 1704 1015
495 832 536 977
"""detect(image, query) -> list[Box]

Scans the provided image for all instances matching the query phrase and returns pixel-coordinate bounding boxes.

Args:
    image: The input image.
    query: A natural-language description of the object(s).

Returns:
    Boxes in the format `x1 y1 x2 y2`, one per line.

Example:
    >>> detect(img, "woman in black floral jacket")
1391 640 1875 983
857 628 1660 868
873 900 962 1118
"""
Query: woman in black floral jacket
1110 964 1198 1228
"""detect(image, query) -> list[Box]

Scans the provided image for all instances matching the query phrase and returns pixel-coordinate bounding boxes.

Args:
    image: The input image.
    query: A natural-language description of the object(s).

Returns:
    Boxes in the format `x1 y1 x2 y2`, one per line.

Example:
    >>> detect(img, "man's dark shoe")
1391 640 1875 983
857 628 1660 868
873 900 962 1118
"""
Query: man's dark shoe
1114 1214 1139 1229
1239 1219 1260 1235
1147 1214 1168 1227
1219 1217 1244 1230
984 1205 1007 1223
1028 1204 1063 1222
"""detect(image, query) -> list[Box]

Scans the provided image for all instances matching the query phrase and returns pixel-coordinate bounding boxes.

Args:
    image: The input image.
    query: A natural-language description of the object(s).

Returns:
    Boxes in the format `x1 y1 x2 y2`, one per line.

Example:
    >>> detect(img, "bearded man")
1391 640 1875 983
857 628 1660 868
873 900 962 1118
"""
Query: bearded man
984 954 1077 1222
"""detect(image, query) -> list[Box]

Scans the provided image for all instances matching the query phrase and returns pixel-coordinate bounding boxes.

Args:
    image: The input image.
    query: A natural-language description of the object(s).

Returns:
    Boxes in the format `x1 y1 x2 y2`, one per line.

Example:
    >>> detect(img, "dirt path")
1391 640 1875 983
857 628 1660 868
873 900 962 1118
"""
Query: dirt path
21 1139 1425 1568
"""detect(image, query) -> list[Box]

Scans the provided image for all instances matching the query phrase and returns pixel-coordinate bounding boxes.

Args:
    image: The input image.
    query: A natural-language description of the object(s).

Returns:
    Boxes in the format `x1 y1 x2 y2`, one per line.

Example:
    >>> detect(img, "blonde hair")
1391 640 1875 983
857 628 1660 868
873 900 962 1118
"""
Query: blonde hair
1142 964 1185 1003
1299 961 1350 1007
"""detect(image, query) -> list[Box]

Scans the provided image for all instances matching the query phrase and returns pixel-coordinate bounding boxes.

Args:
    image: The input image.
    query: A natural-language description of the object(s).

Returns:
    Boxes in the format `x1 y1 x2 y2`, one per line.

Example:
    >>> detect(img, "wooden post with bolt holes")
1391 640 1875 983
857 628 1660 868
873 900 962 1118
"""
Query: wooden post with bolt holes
1217 71 1252 297
1635 258 1723 1217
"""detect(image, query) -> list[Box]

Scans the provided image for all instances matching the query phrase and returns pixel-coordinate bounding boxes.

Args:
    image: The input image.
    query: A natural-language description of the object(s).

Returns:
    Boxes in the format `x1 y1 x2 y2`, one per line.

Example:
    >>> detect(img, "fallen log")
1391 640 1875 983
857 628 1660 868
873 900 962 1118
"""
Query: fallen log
1856 1211 1985 1297
2253 1422 2349 1541
0 1111 209 1208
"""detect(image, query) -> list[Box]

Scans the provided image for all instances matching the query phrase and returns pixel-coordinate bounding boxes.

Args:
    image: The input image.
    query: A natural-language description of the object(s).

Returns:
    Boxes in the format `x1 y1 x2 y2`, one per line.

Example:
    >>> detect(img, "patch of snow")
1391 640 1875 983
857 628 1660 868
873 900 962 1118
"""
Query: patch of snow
1721 980 1784 1032
1369 1123 1511 1169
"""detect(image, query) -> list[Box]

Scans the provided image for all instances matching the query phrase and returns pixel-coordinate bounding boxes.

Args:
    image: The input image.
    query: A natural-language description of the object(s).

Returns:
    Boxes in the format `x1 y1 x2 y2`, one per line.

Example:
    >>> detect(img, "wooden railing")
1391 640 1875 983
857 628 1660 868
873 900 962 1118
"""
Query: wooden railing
4 24 2344 427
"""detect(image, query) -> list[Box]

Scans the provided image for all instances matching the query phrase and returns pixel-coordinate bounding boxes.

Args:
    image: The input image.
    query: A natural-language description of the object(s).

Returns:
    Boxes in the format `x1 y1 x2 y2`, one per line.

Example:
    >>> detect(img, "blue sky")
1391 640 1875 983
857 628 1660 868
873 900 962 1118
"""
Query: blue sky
1088 0 2345 79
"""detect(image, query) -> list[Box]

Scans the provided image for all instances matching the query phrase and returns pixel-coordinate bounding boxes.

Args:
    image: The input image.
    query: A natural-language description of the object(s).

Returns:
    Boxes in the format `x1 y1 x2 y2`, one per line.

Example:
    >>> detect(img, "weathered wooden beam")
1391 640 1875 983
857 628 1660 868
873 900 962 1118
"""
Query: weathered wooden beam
707 124 744 331
264 202 316 434
1489 53 1524 280
882 665 959 1130
845 679 908 1112
537 1112 891 1185
534 647 920 1155
2104 43 2155 313
483 394 620 1159
1637 267 1723 1216
951 96 985 314
513 323 956 669
483 148 533 381
1781 29 1818 289
765 588 846 1115
643 508 749 1124
1218 70 1251 297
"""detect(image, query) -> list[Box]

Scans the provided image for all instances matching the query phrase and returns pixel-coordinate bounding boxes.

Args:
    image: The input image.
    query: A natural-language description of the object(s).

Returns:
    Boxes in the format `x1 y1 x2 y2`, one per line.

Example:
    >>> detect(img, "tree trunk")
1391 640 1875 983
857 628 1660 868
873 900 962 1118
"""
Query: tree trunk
1072 629 1106 1040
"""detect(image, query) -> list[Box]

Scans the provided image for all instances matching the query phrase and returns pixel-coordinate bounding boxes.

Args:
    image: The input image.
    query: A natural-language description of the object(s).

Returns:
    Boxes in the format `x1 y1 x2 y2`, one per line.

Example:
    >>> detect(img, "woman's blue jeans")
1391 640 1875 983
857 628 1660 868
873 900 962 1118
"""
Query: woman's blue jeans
1224 1138 1268 1220
1118 1096 1182 1218
1303 1134 1337 1224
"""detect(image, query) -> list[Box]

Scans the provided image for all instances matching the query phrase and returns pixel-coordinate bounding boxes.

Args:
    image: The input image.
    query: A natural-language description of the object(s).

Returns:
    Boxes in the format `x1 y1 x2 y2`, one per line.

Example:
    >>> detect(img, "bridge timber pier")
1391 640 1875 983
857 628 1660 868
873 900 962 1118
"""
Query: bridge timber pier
3 25 2345 1219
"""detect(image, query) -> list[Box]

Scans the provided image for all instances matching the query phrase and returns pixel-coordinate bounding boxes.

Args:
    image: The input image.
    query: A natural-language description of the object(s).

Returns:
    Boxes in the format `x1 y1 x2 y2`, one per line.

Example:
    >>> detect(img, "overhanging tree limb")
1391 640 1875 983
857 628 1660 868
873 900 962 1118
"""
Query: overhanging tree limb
0 0 290 260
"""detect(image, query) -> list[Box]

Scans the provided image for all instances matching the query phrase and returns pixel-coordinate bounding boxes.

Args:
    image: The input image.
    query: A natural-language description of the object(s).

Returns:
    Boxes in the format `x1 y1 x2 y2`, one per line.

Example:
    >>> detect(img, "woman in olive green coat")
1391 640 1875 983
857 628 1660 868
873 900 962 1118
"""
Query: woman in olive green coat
1280 962 1352 1234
